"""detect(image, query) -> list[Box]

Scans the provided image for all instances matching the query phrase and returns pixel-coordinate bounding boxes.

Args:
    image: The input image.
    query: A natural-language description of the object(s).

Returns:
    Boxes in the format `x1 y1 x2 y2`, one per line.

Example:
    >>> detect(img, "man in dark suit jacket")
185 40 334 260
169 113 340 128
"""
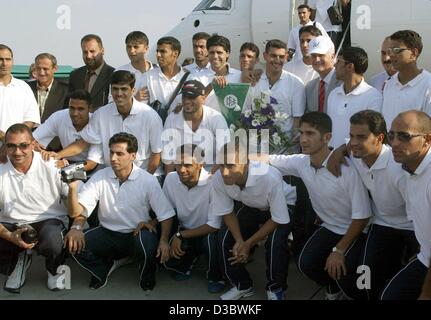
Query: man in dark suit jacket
69 34 114 111
305 36 342 113
29 53 69 123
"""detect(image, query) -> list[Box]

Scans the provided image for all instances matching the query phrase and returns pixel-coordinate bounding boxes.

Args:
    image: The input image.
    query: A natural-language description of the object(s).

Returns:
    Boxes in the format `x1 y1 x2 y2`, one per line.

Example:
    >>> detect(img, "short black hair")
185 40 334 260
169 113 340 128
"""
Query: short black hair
206 35 231 53
350 110 388 143
109 132 138 153
299 25 322 38
111 70 136 88
300 112 332 135
157 36 181 55
0 44 13 57
5 124 33 141
338 47 368 74
390 30 423 55
176 144 205 163
265 39 287 53
240 42 260 59
192 32 211 42
125 31 149 46
68 89 92 106
297 4 311 11
81 34 104 48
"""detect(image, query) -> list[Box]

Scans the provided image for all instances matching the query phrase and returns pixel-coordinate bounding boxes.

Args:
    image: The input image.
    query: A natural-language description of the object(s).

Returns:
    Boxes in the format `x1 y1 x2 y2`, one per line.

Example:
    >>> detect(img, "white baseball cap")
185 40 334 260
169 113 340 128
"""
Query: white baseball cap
308 36 335 55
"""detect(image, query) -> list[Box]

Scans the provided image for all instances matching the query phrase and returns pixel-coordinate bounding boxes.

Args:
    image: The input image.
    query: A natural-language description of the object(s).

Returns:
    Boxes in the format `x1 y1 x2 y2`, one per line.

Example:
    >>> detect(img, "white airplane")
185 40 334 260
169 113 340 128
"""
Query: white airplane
153 0 431 77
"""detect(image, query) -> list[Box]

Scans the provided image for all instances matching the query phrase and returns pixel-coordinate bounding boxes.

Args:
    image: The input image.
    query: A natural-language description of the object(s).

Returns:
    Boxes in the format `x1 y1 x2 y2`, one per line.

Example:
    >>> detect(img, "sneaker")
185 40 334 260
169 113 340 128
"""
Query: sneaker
173 270 191 281
4 251 32 294
140 272 156 292
267 289 285 300
220 286 255 300
47 271 65 291
107 257 133 277
89 275 108 290
208 280 225 293
325 290 345 300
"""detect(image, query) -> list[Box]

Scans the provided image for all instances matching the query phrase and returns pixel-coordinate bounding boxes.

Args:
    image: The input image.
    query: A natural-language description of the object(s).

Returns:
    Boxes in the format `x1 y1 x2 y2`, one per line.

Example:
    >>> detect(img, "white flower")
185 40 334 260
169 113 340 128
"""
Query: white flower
261 102 268 109
244 110 252 118
275 112 289 121
229 124 236 131
234 104 241 112
252 119 260 127
261 91 271 104
272 133 281 145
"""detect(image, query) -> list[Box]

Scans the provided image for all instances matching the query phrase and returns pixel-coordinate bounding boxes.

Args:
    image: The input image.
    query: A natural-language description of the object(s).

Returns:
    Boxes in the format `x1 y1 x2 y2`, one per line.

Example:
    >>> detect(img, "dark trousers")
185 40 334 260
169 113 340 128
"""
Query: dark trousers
288 176 319 259
342 224 419 300
220 204 291 291
381 258 428 300
298 226 365 295
73 226 159 283
164 232 223 282
0 219 66 275
327 31 342 51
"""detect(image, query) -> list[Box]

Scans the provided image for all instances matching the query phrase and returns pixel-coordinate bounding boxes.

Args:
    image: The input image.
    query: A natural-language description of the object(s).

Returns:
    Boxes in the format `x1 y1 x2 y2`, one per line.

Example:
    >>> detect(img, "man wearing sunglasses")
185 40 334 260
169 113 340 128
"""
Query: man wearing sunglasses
381 30 431 128
381 110 431 300
0 124 71 293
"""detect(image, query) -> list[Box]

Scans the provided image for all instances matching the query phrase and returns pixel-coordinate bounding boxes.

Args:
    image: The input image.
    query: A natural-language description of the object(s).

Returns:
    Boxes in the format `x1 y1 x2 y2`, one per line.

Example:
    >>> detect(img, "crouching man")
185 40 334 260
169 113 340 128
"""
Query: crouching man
0 124 71 293
66 132 174 291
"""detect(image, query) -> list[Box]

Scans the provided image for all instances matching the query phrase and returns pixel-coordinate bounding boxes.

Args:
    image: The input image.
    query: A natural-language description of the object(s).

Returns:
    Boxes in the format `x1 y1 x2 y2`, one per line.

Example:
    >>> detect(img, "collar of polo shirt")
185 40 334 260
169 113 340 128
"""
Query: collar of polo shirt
109 163 140 180
403 147 431 176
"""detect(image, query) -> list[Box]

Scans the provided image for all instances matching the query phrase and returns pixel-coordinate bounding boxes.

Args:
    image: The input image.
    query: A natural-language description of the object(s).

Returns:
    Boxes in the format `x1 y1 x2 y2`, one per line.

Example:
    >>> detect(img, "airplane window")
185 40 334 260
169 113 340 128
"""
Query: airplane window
193 0 232 11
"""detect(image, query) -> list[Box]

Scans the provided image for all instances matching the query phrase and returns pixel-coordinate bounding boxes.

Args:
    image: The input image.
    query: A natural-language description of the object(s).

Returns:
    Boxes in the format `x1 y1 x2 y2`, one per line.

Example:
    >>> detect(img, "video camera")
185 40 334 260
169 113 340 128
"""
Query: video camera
60 162 87 183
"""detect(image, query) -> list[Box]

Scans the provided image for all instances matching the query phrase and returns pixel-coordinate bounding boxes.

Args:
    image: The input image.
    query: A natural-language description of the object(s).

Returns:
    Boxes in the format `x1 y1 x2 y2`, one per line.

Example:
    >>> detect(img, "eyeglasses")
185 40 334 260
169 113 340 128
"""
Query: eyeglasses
387 131 427 143
387 47 409 55
5 142 32 151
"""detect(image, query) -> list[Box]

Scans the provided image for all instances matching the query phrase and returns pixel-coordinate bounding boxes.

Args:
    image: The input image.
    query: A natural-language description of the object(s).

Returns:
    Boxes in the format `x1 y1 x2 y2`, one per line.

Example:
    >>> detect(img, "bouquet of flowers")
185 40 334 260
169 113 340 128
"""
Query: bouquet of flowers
232 90 291 154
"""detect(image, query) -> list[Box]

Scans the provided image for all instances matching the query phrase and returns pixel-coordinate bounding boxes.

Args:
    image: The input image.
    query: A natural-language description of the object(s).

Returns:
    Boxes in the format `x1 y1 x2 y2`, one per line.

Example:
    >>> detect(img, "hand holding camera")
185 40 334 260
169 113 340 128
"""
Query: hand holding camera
60 162 87 184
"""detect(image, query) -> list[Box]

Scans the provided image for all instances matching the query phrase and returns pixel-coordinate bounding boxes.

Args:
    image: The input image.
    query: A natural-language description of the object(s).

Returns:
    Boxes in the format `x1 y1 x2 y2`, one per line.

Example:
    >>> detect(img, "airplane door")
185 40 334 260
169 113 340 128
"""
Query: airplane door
251 0 294 51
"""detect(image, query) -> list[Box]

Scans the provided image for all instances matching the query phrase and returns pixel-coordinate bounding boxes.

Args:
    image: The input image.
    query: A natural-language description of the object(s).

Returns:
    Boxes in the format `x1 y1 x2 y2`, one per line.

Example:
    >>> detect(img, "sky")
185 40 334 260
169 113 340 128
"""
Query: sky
1 0 202 67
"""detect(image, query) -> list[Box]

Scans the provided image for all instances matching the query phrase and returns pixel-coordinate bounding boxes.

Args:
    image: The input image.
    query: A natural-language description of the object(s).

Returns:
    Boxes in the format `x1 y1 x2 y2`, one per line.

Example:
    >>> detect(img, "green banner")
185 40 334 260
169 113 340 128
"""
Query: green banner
213 83 250 126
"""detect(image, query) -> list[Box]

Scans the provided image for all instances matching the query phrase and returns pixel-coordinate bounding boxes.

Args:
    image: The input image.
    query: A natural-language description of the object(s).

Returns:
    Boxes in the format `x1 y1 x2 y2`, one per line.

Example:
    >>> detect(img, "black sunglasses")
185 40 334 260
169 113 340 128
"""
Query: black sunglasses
5 142 32 150
387 131 427 143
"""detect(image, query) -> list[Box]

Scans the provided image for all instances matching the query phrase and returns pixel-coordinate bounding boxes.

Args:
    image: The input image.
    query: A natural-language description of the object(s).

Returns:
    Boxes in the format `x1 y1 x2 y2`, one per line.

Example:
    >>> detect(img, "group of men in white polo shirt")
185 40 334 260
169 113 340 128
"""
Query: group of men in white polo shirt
2 24 431 301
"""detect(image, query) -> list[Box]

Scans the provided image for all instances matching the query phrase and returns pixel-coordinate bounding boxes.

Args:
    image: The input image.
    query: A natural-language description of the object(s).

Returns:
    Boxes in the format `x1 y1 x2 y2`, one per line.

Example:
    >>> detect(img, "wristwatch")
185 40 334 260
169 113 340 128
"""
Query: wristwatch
332 246 345 255
175 231 183 241
71 224 83 231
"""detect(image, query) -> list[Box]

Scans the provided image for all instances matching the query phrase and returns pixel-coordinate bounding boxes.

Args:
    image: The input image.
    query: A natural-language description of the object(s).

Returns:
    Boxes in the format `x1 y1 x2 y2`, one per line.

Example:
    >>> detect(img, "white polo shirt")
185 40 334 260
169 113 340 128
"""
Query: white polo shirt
284 59 319 85
0 152 68 225
403 147 431 267
211 161 292 225
288 20 329 62
327 80 382 148
116 61 154 85
190 66 242 112
0 77 40 133
80 99 163 169
33 109 102 163
270 153 372 235
369 71 392 93
78 164 175 233
382 70 431 128
185 62 211 75
136 67 187 113
350 144 413 230
163 168 221 230
162 105 229 169
248 70 306 138
308 0 342 33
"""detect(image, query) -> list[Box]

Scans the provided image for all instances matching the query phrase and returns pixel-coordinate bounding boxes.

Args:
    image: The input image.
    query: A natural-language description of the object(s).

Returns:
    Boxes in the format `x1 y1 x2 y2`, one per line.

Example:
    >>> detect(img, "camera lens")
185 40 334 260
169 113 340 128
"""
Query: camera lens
21 225 38 244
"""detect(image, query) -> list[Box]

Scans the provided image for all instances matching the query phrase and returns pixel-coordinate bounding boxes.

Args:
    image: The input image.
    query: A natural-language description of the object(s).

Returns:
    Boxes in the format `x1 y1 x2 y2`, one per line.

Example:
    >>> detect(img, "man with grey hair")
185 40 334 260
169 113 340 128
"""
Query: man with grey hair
28 53 69 123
